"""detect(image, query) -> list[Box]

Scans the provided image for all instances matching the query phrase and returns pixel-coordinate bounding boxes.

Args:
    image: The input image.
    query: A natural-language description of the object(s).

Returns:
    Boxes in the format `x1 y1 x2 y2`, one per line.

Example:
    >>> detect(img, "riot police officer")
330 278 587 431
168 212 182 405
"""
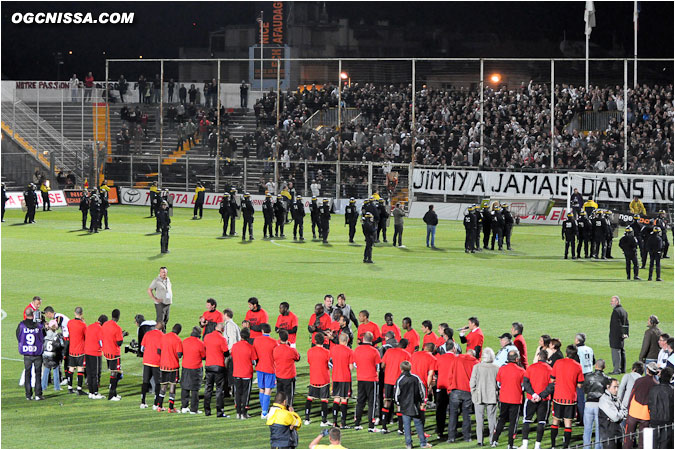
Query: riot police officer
219 192 231 237
639 217 654 268
618 227 640 280
502 203 514 250
158 200 171 253
376 198 389 243
368 197 380 241
319 198 332 243
463 206 476 253
291 195 305 241
592 210 608 259
88 190 101 233
23 183 37 224
274 194 286 237
362 212 376 264
561 212 578 259
79 190 90 230
577 210 592 258
149 181 159 217
261 193 274 239
490 204 505 251
241 192 254 241
228 188 239 236
99 187 110 230
646 227 663 281
310 196 321 239
345 198 359 243
482 205 492 249
604 210 616 259
656 210 670 258
472 204 482 251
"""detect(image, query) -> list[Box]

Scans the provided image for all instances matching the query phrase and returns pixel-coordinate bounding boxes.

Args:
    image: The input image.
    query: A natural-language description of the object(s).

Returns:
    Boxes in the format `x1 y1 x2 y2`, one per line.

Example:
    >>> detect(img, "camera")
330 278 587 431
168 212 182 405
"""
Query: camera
33 310 43 323
124 339 140 356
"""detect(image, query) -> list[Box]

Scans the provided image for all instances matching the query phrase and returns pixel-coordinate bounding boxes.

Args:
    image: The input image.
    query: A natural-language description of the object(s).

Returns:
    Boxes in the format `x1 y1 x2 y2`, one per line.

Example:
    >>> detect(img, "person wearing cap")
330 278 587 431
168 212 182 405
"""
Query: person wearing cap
619 226 641 280
319 198 332 243
502 203 514 250
577 210 592 258
291 195 305 240
362 212 376 263
629 196 646 216
463 206 476 253
310 196 322 239
219 192 232 237
646 226 663 281
392 202 405 248
274 194 286 238
624 362 659 449
228 187 240 236
241 192 255 240
639 315 662 364
345 198 359 243
262 193 274 239
655 210 669 258
23 183 38 224
494 333 518 367
157 200 171 253
604 210 616 259
376 198 389 243
490 204 505 251
561 212 578 259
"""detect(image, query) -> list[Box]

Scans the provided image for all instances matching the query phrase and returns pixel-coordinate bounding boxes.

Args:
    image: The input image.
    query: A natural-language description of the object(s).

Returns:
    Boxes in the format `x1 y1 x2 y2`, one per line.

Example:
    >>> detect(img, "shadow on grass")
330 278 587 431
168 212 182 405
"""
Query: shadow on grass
238 240 253 244
148 253 165 260
321 243 333 247
145 232 161 236
564 278 632 282
68 229 88 232
9 223 29 226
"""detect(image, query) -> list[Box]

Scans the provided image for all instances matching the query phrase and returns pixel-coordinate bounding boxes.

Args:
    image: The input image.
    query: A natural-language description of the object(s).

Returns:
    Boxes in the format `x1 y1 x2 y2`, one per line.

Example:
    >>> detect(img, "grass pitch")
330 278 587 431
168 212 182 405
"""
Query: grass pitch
1 205 672 449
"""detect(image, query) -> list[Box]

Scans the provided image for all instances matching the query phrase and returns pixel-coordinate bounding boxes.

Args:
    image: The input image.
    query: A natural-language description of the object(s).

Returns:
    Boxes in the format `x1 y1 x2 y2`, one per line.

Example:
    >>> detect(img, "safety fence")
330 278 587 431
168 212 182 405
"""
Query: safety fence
570 421 673 450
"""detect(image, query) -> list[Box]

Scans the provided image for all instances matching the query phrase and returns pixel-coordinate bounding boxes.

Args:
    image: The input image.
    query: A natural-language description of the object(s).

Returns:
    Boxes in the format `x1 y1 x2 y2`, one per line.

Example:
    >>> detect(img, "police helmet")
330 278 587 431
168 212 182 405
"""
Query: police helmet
658 210 666 215
277 194 282 199
567 213 574 218
323 198 329 203
606 210 612 215
633 213 640 219
653 226 662 234
265 193 271 198
224 192 230 197
378 198 385 203
349 197 356 204
369 196 375 201
161 200 168 207
494 205 502 211
625 226 633 234
501 202 508 208
579 210 586 216
230 187 237 192
244 192 250 198
311 196 317 201
296 195 303 201
364 212 373 218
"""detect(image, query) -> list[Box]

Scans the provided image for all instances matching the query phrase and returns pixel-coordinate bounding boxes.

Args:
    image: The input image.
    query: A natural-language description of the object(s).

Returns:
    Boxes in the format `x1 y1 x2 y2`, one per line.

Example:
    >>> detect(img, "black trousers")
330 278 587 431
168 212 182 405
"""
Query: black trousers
492 402 521 447
42 193 51 211
263 218 273 237
181 388 200 412
312 218 322 237
651 420 674 449
193 202 203 218
348 222 357 242
592 235 606 258
377 221 387 241
160 227 170 252
23 355 43 398
393 224 403 246
242 218 253 238
482 225 491 248
142 365 161 402
24 205 36 223
474 227 481 249
504 224 512 248
649 252 661 279
204 366 226 415
293 220 303 238
85 355 102 393
624 253 639 278
364 237 373 261
81 210 88 228
234 377 252 415
101 209 109 228
435 388 450 436
221 214 231 235
577 237 590 258
321 221 330 241
354 380 378 428
565 237 576 258
229 216 237 235
606 238 614 258
662 236 670 258
464 228 475 251
491 227 503 250
275 218 285 236
89 211 100 232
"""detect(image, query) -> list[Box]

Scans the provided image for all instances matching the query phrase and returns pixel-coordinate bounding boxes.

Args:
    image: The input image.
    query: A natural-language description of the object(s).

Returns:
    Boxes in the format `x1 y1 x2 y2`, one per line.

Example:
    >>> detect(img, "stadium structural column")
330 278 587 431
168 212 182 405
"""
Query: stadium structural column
12 83 16 138
479 58 484 167
337 60 342 200
443 164 447 203
243 159 248 192
37 87 41 166
623 59 628 171
130 154 134 187
634 0 638 87
550 59 555 169
367 162 373 198
185 156 189 191
304 160 308 197
159 60 164 188
259 10 264 92
61 89 64 164
215 60 221 192
411 58 416 157
276 60 281 130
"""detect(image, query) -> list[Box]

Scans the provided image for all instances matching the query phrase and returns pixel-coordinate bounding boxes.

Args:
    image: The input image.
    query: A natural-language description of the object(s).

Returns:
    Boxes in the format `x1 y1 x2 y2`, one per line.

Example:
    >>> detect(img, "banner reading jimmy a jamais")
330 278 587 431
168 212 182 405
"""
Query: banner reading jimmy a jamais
412 169 674 203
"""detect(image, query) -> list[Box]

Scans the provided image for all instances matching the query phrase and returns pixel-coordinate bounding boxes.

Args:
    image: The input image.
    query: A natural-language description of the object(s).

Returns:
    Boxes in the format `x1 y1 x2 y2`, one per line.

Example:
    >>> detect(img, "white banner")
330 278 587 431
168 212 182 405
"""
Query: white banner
412 169 674 203
4 191 68 209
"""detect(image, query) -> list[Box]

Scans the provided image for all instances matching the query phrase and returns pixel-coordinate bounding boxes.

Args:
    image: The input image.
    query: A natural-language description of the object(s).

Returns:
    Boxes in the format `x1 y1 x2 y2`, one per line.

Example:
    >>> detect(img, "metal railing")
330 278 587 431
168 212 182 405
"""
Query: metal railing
304 107 362 129
570 422 673 449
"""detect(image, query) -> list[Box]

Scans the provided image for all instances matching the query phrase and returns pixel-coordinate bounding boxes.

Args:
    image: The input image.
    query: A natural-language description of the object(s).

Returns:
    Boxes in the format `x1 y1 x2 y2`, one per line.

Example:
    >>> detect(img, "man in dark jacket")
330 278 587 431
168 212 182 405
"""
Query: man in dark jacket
423 205 438 249
502 203 514 250
481 205 492 249
319 199 331 244
240 192 254 241
598 378 627 449
88 191 101 233
648 366 673 449
646 227 663 281
219 192 232 237
395 360 431 449
609 296 629 374
310 197 322 239
490 205 505 251
158 201 171 253
17 309 45 400
291 195 305 241
582 359 610 449
274 195 286 238
79 190 90 230
639 315 662 364
228 188 239 236
99 187 110 230
577 210 592 258
655 210 670 258
1 182 7 222
562 212 578 259
592 211 609 259
23 183 38 224
362 212 376 264
463 206 476 253
619 227 641 280
345 198 359 243
472 204 482 251
376 198 389 243
261 193 274 239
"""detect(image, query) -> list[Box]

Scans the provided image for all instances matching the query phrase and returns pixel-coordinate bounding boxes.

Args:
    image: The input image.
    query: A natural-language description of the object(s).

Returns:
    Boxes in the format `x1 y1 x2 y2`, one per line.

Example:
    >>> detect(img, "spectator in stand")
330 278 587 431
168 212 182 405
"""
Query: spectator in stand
69 74 79 102
240 80 249 108
179 84 187 104
167 78 175 103
639 315 662 364
84 72 94 102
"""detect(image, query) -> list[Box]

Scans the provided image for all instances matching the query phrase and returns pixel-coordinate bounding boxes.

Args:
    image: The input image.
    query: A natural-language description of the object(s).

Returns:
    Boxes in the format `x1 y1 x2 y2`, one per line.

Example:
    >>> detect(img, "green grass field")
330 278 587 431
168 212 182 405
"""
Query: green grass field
1 205 672 449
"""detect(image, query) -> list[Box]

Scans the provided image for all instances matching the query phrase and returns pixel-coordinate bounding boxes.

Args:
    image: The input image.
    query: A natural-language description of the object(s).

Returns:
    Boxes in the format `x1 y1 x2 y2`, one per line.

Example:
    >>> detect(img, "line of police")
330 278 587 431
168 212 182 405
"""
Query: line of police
77 184 112 233
463 203 515 253
562 209 669 281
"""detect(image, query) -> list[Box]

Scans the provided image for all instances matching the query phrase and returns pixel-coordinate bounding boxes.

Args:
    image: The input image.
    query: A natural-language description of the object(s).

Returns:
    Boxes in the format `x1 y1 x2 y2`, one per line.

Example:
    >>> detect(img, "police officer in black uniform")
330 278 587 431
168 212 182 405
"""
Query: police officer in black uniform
490 204 505 251
79 190 90 230
228 188 239 236
656 210 670 258
577 210 592 258
561 212 578 259
310 196 321 239
319 198 332 243
158 200 171 253
291 195 305 241
604 210 616 259
639 217 654 269
99 187 110 230
261 193 274 239
149 182 158 217
368 197 380 242
362 212 376 264
482 205 492 249
646 227 663 281
274 194 286 237
345 198 359 243
218 192 231 237
472 204 482 251
377 198 389 243
502 203 514 250
88 190 101 233
241 192 254 241
592 210 608 259
619 226 640 280
463 206 476 253
1 182 7 222
23 184 37 224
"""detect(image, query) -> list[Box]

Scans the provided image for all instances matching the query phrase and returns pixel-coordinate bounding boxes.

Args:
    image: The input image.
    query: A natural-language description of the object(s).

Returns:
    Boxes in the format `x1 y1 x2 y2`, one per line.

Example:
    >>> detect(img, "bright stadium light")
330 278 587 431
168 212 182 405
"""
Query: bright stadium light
340 72 348 80
490 73 501 83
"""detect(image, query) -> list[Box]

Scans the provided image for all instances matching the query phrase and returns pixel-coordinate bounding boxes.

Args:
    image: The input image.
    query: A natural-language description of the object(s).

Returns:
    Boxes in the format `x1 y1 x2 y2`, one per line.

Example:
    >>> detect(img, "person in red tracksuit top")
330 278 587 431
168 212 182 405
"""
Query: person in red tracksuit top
272 329 300 410
204 322 229 417
448 350 479 443
84 314 107 399
253 323 279 418
330 333 354 428
435 348 457 439
512 322 528 369
459 316 484 359
491 350 526 449
200 298 223 339
244 297 268 339
357 310 382 346
140 322 164 409
308 304 331 348
67 306 87 395
101 309 124 401
521 349 554 449
402 317 420 354
421 320 439 349
305 333 331 425
353 332 381 431
380 339 412 433
231 328 258 419
411 342 437 433
275 302 299 348
157 323 183 412
181 327 205 414
381 313 401 341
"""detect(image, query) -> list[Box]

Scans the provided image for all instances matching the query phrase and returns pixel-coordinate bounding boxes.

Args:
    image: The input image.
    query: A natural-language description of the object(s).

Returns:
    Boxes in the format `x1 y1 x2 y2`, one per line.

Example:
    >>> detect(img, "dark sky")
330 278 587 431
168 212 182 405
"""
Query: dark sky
1 1 672 80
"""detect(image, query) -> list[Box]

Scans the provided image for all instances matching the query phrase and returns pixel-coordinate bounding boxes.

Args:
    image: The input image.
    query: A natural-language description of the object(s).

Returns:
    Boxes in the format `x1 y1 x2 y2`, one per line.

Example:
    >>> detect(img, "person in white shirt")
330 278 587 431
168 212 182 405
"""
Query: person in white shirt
69 74 80 102
656 333 671 369
493 333 518 367
310 180 320 197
